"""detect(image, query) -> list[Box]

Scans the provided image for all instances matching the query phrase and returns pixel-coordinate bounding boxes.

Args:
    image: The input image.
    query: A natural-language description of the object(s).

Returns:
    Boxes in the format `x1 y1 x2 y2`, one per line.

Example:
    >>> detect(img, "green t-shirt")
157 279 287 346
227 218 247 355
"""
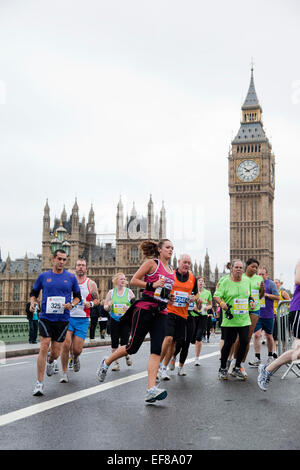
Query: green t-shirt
213 276 251 328
242 273 264 313
190 289 212 317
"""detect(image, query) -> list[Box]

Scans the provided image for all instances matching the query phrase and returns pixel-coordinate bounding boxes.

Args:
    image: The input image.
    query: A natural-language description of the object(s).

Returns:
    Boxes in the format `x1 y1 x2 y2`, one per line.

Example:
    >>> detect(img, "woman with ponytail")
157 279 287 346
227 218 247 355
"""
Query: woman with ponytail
97 239 175 404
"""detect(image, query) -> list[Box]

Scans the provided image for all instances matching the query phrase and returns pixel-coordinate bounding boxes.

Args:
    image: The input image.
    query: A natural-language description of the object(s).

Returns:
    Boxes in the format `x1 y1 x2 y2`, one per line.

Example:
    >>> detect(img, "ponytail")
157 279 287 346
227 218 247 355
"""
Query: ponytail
139 239 171 258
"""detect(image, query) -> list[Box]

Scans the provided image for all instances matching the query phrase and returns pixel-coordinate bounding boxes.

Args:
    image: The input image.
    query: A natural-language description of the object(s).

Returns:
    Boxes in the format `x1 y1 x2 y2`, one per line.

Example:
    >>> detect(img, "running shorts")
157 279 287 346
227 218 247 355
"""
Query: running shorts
68 317 90 340
165 312 187 342
39 319 69 342
291 310 300 339
254 317 274 335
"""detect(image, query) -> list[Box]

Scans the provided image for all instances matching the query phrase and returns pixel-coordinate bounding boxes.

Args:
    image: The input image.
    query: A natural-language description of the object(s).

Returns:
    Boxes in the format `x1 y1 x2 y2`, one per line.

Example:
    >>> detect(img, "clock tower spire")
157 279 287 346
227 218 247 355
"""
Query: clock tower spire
228 67 275 277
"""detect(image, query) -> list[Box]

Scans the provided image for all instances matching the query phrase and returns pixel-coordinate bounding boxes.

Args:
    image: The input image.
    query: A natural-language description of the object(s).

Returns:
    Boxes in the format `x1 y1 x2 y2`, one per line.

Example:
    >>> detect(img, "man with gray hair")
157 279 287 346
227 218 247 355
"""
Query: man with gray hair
159 254 200 380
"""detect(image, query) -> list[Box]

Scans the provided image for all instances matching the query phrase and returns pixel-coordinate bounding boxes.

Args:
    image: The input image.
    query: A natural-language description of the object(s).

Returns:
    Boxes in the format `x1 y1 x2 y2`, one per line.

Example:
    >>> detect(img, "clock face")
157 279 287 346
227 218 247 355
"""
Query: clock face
237 160 259 182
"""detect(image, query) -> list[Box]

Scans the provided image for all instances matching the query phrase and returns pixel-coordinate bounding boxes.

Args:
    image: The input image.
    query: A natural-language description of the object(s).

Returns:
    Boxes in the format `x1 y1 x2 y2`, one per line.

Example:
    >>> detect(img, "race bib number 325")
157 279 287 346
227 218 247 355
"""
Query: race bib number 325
46 296 65 314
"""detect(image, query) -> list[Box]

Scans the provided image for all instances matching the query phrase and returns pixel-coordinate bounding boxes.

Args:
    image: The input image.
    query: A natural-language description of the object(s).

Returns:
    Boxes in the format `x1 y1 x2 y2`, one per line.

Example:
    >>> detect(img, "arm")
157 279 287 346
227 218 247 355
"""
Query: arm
265 282 280 301
85 280 100 308
259 281 265 299
130 259 164 289
104 290 113 312
128 289 135 301
281 290 291 301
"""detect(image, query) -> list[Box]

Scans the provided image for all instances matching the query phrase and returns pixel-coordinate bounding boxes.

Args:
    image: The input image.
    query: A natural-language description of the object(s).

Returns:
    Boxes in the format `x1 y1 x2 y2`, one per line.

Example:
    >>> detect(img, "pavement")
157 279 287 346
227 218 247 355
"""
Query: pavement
2 336 113 358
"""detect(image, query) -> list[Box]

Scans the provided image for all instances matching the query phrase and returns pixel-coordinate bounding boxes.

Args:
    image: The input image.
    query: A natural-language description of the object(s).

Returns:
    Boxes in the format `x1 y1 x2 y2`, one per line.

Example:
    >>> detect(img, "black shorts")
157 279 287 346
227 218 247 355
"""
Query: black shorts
291 311 300 339
166 312 187 342
39 319 69 343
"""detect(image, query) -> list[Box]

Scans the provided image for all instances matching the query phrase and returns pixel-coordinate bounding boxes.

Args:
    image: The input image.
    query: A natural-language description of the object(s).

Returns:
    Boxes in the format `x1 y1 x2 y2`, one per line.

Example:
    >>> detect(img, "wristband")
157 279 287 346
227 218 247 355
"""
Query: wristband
71 303 75 309
146 282 154 291
90 301 94 308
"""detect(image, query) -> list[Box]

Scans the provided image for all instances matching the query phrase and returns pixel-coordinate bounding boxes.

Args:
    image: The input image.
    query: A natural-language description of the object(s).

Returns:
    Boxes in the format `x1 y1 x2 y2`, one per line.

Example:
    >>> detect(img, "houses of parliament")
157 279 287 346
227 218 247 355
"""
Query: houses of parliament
0 68 275 316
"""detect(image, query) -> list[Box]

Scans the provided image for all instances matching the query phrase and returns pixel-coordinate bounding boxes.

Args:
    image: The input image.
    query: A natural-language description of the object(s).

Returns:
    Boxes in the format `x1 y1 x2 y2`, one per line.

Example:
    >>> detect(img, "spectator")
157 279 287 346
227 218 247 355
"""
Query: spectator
26 301 40 344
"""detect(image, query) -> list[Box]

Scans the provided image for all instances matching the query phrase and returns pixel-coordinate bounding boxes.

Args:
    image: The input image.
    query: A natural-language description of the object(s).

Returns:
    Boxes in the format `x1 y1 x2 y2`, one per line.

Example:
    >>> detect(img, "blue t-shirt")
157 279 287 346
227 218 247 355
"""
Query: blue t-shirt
32 270 80 322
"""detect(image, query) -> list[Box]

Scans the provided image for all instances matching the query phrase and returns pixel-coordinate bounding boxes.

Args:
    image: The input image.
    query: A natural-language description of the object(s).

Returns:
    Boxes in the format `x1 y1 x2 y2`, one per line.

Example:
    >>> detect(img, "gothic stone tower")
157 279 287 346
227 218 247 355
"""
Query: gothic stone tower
228 68 275 277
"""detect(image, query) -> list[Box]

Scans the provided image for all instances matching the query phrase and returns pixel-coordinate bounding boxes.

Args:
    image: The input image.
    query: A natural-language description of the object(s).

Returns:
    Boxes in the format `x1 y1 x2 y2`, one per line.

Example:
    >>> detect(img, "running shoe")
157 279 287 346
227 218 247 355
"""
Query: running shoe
68 357 73 370
169 357 176 371
231 367 247 380
126 355 132 366
46 356 55 377
145 386 168 403
194 358 201 366
112 361 120 371
160 368 171 381
97 357 109 382
228 360 236 375
218 368 228 380
257 364 272 391
178 367 187 376
73 357 80 372
59 373 69 383
53 360 59 374
248 357 261 368
33 381 44 396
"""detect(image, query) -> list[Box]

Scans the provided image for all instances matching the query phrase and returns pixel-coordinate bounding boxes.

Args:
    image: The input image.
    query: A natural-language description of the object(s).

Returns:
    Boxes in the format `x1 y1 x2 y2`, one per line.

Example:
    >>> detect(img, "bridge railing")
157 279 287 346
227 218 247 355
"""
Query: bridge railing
276 300 300 379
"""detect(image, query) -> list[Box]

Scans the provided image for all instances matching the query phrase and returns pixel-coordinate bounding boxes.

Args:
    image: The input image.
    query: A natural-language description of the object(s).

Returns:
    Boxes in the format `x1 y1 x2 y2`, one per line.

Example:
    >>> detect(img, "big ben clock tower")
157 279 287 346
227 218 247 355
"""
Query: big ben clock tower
229 67 275 277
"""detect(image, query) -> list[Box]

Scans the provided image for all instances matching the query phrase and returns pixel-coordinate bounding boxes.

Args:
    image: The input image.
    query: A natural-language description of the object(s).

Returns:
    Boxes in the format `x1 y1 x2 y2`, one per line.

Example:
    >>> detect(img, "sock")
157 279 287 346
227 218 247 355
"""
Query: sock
268 351 273 357
255 353 261 360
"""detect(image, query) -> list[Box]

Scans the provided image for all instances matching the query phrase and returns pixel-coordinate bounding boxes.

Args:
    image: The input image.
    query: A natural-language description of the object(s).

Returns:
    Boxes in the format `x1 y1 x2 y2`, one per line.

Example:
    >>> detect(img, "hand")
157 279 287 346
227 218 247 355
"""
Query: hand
153 278 165 289
30 302 38 313
189 294 196 303
169 293 176 304
63 303 73 311
250 301 255 310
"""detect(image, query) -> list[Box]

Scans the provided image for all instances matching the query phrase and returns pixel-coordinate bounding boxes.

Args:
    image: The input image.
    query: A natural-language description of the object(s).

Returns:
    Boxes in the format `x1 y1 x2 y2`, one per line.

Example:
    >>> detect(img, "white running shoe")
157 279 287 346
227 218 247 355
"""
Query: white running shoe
228 360 236 375
97 357 109 382
46 359 55 377
59 373 69 383
112 361 120 371
160 368 171 381
194 358 201 366
248 357 261 368
178 367 187 376
53 360 59 374
33 381 44 396
145 386 167 403
73 357 80 372
126 355 132 366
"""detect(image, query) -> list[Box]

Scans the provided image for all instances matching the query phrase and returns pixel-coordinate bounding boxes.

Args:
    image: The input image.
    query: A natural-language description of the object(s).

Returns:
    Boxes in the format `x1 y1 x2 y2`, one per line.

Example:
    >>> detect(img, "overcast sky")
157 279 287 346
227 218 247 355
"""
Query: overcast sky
0 0 299 289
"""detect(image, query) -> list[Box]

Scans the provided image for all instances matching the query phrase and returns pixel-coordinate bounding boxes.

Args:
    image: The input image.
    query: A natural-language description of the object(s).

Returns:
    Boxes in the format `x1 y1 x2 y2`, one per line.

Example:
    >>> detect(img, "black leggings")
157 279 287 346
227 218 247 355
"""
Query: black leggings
126 306 167 356
221 326 249 369
174 316 196 365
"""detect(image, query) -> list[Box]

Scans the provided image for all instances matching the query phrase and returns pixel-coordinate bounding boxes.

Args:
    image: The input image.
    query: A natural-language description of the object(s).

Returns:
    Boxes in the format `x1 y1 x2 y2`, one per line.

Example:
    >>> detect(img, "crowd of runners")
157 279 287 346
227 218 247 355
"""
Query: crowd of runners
28 240 300 403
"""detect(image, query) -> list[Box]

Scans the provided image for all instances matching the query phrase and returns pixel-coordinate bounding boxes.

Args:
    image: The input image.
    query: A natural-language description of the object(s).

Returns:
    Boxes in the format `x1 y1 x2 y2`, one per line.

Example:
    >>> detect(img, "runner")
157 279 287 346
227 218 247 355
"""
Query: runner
214 259 254 380
190 277 212 366
257 260 300 391
272 279 290 357
248 267 279 368
29 249 81 396
97 239 175 404
228 258 265 377
103 272 135 371
59 258 100 383
159 254 199 379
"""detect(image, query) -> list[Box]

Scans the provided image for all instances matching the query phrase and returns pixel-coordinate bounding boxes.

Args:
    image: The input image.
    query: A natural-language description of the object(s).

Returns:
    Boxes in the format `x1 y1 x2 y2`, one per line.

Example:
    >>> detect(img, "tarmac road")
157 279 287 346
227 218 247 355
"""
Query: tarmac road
0 335 299 451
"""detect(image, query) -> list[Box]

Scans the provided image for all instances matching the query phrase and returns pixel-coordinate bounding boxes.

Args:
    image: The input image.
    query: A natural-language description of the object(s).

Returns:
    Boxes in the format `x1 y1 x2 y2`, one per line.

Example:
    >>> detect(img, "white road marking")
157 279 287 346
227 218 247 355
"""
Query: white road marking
0 361 29 368
0 350 220 428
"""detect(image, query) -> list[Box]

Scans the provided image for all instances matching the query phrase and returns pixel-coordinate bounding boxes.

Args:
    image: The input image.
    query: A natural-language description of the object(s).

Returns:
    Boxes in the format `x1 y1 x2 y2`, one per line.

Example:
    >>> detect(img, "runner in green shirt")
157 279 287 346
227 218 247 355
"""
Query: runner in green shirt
214 259 255 381
191 278 212 365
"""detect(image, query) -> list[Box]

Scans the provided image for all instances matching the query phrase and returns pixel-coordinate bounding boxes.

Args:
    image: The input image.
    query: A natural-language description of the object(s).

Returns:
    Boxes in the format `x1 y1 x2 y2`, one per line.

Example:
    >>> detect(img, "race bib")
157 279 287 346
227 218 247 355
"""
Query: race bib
173 291 189 308
113 304 127 317
260 297 266 308
46 296 65 314
251 289 260 308
154 277 173 303
233 298 248 315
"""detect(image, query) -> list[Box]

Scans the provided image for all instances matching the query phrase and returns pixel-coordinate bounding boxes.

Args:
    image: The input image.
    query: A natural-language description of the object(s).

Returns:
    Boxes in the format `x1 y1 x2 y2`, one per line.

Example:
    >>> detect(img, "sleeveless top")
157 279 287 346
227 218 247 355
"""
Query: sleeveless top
140 259 175 315
168 271 196 319
110 287 131 322
290 284 300 312
71 278 92 318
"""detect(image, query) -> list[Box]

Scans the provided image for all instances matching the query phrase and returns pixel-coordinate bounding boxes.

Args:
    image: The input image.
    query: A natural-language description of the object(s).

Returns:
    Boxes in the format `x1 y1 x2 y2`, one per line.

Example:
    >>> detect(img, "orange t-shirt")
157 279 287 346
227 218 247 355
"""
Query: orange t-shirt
167 270 196 319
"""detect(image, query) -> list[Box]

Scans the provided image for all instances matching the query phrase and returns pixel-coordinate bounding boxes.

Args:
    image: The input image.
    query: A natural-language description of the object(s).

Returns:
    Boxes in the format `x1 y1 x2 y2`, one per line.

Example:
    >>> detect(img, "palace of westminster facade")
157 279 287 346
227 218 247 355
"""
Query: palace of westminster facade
0 68 275 316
